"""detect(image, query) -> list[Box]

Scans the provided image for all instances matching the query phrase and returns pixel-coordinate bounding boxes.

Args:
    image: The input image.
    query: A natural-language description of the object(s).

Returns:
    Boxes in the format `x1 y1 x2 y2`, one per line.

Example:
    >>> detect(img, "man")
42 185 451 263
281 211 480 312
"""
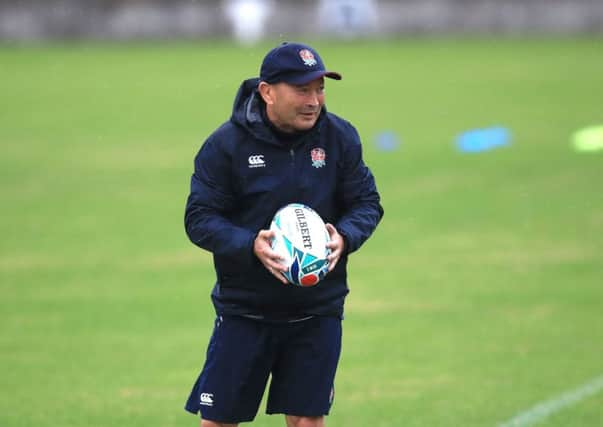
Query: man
184 41 383 427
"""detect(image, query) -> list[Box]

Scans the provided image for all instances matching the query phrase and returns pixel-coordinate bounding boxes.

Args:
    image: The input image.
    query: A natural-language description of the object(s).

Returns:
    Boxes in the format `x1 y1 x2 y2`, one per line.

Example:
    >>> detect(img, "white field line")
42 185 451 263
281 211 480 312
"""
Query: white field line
498 374 603 427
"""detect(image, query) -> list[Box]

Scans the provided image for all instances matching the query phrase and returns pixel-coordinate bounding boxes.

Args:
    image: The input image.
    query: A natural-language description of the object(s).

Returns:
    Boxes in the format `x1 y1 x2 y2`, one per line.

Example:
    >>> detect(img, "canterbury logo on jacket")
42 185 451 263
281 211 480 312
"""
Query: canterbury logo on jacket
184 78 383 319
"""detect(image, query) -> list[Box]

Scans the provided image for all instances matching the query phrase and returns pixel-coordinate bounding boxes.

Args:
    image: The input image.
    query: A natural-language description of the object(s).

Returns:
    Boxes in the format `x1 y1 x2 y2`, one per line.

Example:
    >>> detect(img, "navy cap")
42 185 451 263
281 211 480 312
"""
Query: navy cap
260 42 342 85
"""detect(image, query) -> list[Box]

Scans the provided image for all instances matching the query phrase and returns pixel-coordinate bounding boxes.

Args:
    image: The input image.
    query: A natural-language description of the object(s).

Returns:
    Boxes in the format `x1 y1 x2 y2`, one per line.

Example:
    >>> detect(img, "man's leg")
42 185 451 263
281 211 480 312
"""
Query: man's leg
266 317 342 421
201 420 238 427
285 415 324 427
185 316 274 424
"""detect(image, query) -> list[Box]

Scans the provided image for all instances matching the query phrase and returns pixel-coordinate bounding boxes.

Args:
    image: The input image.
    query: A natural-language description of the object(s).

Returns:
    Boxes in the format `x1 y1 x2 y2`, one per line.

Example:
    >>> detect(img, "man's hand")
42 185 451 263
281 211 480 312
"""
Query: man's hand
325 223 346 272
253 229 288 284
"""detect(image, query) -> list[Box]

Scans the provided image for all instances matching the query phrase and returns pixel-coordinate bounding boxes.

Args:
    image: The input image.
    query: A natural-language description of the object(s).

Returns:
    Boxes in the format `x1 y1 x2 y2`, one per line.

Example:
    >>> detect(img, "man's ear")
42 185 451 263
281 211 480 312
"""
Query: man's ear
258 81 275 105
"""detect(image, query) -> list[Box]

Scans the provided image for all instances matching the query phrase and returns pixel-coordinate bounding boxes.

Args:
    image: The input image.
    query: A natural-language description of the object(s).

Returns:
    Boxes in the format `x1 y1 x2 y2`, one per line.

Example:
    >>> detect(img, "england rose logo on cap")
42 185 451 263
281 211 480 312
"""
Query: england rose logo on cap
299 49 317 67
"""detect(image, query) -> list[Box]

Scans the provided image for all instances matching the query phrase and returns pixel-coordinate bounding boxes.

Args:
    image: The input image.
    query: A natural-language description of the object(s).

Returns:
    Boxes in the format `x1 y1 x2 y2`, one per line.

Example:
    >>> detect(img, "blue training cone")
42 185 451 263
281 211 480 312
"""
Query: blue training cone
456 126 511 153
374 130 401 151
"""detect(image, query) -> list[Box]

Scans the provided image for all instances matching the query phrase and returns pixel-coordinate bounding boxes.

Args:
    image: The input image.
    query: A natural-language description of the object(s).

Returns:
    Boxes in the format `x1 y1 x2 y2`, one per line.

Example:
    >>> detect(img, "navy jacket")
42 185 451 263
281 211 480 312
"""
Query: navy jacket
185 78 383 318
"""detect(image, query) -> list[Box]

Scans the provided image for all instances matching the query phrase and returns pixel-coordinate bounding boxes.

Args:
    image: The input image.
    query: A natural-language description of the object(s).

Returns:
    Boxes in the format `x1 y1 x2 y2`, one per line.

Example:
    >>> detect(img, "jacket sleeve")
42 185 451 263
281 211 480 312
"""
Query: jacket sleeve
184 136 257 268
335 126 384 254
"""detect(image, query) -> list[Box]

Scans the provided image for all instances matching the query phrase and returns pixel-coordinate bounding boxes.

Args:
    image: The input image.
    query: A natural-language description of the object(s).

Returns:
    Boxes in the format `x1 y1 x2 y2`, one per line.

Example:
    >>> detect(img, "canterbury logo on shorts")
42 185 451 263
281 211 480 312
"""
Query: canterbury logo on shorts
200 393 214 406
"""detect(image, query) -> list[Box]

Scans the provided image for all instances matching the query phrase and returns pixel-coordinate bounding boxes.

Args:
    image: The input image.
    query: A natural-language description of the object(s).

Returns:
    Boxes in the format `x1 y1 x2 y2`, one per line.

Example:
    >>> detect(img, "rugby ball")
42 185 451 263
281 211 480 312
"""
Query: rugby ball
270 203 330 287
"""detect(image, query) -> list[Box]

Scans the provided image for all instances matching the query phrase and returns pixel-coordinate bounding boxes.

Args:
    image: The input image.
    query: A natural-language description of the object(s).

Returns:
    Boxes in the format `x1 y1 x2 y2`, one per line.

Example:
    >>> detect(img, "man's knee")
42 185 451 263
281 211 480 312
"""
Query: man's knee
285 415 324 427
200 419 238 427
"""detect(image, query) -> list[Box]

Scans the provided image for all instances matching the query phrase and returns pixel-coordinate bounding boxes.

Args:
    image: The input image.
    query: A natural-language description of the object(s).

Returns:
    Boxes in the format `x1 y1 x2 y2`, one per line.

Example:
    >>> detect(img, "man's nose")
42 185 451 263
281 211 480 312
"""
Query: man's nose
306 92 320 108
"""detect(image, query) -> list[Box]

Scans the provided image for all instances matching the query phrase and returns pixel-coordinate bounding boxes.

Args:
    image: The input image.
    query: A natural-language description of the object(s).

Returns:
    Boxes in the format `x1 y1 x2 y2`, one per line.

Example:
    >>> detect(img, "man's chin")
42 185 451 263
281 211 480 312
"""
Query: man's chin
294 117 318 131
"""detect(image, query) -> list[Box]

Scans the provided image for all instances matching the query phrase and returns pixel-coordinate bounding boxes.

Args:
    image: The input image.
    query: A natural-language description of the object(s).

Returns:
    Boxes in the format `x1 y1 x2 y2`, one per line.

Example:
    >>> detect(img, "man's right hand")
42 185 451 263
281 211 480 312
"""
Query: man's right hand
253 230 288 284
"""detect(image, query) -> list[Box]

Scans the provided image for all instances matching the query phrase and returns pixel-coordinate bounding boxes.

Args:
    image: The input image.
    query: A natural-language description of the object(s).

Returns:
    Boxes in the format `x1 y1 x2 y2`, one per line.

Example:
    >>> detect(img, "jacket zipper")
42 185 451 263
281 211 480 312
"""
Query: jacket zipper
289 148 297 196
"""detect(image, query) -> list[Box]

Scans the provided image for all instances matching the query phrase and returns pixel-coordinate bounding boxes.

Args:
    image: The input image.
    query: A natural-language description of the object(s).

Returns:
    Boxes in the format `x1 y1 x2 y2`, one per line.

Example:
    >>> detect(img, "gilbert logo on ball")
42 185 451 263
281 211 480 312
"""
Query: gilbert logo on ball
270 203 330 286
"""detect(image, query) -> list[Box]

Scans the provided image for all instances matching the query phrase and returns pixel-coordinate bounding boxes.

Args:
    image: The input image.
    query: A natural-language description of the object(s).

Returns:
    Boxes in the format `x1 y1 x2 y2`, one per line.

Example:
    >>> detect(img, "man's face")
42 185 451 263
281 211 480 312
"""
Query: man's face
262 78 325 133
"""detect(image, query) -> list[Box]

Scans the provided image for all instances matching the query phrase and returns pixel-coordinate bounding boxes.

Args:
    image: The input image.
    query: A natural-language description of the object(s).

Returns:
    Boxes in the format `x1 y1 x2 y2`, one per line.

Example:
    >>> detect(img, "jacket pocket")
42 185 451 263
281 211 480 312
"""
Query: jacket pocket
216 256 273 289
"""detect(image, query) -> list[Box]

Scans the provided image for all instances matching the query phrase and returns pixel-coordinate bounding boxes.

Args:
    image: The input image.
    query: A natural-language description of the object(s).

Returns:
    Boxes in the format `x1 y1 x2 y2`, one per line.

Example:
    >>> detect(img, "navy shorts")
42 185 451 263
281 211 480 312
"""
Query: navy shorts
184 315 342 423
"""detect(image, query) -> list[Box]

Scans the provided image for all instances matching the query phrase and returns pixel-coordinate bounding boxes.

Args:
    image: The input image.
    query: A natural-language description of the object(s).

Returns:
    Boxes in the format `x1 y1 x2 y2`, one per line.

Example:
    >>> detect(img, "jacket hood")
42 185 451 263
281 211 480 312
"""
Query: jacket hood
230 77 325 145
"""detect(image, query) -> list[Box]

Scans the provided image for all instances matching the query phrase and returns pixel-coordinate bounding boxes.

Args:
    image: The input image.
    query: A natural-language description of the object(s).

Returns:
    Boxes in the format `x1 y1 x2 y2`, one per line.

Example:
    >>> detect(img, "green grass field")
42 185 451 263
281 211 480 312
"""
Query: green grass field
1 38 602 426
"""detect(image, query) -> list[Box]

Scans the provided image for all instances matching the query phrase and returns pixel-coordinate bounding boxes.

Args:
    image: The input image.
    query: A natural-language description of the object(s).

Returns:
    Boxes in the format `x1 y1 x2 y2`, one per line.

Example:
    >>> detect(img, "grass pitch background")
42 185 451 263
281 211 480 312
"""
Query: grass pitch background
1 38 602 426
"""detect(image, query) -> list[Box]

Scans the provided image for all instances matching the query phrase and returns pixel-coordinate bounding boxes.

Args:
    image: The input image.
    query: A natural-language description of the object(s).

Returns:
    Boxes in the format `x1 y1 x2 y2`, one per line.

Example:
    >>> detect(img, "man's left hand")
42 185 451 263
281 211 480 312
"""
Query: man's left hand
325 223 346 272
